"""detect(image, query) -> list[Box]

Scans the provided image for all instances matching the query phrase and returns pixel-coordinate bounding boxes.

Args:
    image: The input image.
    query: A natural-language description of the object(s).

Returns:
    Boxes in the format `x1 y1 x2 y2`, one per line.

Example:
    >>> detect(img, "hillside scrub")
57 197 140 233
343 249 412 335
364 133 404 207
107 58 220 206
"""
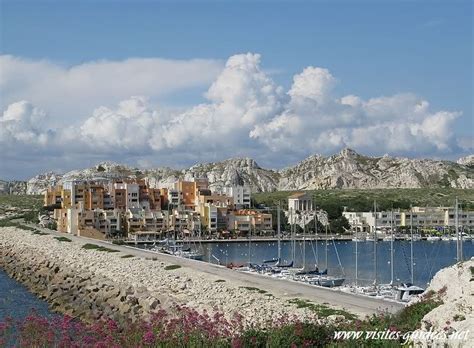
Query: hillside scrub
254 188 474 218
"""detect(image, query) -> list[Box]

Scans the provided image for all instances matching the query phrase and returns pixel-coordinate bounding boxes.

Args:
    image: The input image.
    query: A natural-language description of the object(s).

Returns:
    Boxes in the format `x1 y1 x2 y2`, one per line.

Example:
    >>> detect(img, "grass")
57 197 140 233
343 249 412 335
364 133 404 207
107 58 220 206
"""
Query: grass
32 230 49 235
54 236 72 242
17 224 36 231
288 299 356 320
164 264 181 270
81 243 119 253
0 219 18 227
120 254 135 258
239 286 267 294
254 188 474 218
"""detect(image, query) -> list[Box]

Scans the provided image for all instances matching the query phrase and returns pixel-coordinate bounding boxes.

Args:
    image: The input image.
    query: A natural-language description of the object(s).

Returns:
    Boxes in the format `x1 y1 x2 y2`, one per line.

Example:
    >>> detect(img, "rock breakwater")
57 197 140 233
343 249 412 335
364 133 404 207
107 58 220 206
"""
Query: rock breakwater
0 227 317 326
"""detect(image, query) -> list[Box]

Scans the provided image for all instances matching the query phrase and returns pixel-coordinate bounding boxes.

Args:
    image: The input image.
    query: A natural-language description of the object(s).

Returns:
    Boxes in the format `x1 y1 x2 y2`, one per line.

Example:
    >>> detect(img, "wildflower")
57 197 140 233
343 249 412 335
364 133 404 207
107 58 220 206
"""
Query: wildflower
143 330 155 345
389 325 398 332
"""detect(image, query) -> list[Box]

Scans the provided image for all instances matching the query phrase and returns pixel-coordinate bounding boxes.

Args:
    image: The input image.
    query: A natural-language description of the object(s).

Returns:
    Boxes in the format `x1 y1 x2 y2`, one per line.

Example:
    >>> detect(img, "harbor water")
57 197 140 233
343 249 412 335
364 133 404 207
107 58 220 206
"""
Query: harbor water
181 239 474 287
0 269 55 320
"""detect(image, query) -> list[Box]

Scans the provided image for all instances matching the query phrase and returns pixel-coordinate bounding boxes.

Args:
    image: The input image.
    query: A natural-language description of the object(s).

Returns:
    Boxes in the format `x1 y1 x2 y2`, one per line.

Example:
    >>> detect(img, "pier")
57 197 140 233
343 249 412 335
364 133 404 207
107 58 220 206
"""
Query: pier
31 225 404 317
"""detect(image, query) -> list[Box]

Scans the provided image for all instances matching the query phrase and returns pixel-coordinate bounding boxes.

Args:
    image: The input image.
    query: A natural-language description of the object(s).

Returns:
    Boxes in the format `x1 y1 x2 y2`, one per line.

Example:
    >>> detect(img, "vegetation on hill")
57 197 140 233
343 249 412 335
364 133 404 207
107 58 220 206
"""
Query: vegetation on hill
254 188 474 219
0 194 44 224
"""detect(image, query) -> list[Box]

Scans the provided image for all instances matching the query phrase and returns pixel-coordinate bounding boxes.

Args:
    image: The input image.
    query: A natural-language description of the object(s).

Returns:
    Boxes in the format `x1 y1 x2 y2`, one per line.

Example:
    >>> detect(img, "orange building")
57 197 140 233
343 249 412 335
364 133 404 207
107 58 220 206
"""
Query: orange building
174 180 196 210
44 185 63 207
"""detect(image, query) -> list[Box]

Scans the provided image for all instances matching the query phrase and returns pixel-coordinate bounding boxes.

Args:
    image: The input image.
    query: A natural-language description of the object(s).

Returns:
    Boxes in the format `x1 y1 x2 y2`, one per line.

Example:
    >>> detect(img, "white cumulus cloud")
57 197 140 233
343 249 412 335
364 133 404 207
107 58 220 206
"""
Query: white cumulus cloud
0 55 223 125
0 53 466 179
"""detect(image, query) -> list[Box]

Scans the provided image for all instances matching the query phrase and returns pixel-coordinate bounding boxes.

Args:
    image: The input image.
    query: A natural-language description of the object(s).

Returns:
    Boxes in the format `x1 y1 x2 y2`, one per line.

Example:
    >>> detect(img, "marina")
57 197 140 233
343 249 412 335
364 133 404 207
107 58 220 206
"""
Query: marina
137 238 474 292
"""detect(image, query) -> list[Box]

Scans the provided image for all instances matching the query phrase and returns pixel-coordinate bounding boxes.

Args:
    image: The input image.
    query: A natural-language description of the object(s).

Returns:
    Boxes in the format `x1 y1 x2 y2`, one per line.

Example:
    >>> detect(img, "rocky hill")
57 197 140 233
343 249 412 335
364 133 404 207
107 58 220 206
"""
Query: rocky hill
0 180 27 195
279 148 473 190
2 149 473 194
457 155 474 168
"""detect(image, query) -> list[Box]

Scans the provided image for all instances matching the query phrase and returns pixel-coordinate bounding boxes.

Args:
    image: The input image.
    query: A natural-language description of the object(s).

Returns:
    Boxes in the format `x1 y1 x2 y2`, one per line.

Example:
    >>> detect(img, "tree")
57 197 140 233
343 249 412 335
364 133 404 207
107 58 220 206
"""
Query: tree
329 216 350 234
305 218 325 234
270 208 291 233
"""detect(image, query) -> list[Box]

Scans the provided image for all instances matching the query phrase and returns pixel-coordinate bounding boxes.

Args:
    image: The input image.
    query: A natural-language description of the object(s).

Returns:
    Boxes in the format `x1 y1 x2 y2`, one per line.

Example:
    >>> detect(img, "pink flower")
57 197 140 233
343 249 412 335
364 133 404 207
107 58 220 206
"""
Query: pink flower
143 330 155 345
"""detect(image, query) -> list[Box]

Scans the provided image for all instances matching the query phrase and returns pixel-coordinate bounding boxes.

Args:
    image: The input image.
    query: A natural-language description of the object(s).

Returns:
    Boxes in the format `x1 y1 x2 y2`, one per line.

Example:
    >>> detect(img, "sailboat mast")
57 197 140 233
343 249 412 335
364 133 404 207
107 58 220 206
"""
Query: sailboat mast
315 209 319 266
410 206 414 284
390 209 394 285
248 216 252 265
355 226 358 288
373 200 377 286
456 197 462 262
325 224 328 270
277 202 281 260
293 210 296 263
302 214 306 268
290 208 295 260
460 201 463 261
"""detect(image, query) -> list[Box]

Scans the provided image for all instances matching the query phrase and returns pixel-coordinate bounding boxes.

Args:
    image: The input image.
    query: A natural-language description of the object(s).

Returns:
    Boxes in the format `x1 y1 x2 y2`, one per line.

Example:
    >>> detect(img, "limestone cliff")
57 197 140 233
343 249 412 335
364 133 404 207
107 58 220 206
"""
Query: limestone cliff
3 149 473 194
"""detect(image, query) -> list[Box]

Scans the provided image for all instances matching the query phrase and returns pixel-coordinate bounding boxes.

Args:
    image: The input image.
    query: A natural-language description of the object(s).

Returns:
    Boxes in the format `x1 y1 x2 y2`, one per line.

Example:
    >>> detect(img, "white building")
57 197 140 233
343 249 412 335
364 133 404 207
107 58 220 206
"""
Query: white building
344 207 474 232
288 192 314 212
219 185 251 208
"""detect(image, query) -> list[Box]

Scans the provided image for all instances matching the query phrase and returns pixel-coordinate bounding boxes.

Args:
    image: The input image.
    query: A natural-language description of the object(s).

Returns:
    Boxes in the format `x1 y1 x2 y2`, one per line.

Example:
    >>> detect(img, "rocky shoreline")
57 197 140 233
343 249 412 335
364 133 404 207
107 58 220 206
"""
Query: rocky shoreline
413 258 474 347
0 227 320 326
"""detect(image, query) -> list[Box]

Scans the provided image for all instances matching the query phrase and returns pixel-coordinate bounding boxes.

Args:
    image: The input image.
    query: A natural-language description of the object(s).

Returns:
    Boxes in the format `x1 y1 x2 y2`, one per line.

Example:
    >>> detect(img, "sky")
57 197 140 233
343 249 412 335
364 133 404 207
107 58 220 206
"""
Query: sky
0 0 472 179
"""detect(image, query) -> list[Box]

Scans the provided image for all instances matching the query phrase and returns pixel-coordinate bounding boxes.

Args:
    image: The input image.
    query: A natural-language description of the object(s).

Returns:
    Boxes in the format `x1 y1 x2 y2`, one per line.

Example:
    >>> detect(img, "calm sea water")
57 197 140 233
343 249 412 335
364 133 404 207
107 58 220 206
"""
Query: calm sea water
193 239 474 287
0 269 55 320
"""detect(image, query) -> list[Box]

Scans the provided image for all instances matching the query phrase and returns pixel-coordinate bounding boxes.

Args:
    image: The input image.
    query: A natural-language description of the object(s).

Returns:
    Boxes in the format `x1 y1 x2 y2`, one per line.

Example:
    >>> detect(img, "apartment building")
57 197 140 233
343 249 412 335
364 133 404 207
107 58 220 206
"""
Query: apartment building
218 185 251 209
201 203 218 234
196 191 234 210
168 209 196 233
45 177 272 240
44 185 63 206
229 209 273 235
343 206 474 232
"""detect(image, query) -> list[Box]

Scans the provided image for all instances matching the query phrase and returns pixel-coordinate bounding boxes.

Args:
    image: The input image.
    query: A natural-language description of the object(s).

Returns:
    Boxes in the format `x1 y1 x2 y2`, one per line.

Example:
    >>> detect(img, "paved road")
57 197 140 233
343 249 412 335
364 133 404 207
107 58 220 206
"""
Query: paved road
32 225 405 317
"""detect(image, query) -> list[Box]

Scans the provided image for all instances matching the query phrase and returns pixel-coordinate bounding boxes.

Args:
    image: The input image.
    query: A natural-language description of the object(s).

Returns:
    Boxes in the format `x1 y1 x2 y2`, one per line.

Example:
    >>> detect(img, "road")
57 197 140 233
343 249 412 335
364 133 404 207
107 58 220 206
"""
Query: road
32 225 405 317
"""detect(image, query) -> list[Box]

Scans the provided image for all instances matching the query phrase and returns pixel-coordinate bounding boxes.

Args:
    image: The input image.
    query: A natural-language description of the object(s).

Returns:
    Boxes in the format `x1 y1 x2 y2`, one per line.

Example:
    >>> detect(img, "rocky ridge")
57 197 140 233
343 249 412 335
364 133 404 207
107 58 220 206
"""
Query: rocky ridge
2 149 473 194
457 155 474 168
0 180 27 195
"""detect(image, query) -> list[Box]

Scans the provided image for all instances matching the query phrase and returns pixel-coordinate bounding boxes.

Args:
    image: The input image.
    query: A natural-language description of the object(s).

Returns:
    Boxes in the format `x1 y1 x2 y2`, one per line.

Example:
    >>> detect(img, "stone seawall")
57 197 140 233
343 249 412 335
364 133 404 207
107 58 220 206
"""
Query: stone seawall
0 242 161 323
0 227 317 326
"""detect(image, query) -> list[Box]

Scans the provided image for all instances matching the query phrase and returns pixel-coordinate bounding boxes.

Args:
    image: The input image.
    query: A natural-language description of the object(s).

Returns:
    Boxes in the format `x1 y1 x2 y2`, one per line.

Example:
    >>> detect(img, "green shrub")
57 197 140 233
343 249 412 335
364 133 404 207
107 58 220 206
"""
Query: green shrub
121 254 134 258
17 224 36 231
32 230 49 236
239 286 267 294
0 219 19 227
81 243 119 253
164 264 181 270
288 298 356 320
54 236 72 242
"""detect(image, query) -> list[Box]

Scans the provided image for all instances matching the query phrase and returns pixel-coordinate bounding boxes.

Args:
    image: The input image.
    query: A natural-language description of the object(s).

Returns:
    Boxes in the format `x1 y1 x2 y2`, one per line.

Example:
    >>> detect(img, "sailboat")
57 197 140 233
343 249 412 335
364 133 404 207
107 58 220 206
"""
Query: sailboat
263 203 294 268
305 224 345 287
396 206 424 302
